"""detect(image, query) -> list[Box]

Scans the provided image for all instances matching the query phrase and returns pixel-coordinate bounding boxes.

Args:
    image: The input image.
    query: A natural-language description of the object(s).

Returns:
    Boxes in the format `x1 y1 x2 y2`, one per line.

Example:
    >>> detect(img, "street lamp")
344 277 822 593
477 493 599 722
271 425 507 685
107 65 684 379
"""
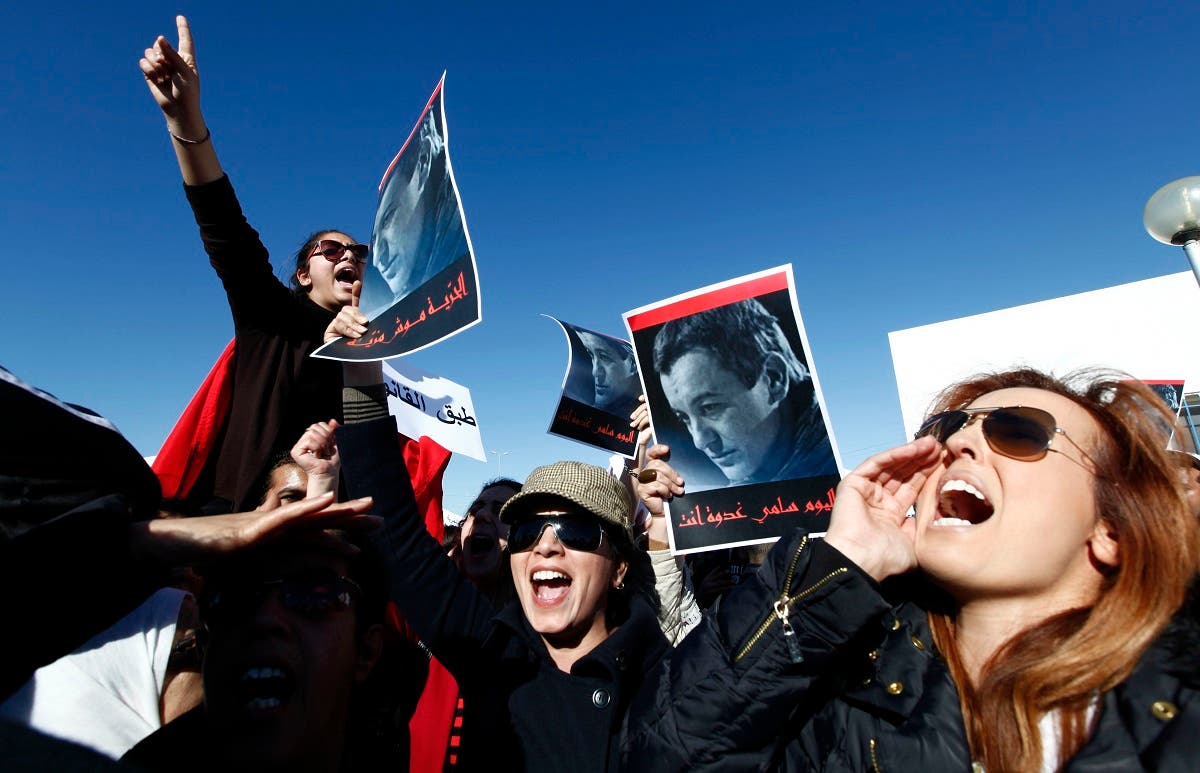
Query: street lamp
1144 176 1200 286
489 449 510 476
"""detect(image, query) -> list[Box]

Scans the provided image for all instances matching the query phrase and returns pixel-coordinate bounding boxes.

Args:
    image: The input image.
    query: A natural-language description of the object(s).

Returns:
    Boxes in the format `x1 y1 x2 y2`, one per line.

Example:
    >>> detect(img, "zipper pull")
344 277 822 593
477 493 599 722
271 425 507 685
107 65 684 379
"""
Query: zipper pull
774 597 804 664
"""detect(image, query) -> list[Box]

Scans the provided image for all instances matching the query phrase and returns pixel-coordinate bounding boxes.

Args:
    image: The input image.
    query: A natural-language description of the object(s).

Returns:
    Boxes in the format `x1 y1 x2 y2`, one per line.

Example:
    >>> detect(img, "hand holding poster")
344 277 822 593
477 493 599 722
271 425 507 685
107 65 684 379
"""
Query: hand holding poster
383 359 486 461
544 316 640 457
624 266 842 554
314 73 481 361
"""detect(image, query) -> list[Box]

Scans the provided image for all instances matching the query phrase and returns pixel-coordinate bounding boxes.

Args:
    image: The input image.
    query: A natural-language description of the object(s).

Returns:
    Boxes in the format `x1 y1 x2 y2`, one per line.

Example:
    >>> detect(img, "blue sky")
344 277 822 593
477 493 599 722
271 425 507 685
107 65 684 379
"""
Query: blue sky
3 1 1194 514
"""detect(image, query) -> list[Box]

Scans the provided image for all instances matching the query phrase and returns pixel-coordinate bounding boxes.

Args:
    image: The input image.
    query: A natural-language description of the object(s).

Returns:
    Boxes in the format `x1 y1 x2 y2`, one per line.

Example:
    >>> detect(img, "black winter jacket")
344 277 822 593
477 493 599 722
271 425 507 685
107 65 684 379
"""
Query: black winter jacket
624 529 1200 772
337 418 669 773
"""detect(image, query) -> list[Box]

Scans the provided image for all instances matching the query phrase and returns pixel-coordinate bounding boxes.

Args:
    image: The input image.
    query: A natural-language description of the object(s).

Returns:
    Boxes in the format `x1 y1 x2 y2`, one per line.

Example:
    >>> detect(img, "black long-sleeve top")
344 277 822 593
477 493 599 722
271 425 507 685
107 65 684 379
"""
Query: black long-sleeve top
183 176 341 511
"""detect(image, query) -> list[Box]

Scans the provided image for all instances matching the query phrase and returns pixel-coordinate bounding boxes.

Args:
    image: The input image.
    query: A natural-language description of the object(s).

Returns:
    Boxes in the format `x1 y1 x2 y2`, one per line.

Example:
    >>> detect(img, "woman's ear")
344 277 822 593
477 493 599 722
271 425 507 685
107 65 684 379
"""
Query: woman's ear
1088 520 1120 569
295 265 313 289
612 558 629 589
354 623 384 684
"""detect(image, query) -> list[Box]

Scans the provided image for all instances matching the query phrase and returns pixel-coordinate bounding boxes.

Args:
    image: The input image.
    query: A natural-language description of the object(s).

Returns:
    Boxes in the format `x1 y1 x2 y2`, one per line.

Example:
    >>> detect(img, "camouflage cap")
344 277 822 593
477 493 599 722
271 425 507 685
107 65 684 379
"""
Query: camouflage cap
498 460 633 540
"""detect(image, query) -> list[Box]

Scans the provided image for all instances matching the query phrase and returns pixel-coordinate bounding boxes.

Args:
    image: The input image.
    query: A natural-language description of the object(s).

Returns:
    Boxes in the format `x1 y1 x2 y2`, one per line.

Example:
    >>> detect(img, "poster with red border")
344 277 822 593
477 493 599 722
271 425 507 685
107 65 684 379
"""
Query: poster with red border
314 73 481 361
623 265 842 554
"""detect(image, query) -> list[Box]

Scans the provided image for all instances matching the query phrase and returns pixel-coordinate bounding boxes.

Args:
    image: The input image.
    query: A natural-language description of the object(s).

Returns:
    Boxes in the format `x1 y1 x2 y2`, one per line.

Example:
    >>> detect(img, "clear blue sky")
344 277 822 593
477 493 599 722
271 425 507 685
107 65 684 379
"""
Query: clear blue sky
3 1 1194 514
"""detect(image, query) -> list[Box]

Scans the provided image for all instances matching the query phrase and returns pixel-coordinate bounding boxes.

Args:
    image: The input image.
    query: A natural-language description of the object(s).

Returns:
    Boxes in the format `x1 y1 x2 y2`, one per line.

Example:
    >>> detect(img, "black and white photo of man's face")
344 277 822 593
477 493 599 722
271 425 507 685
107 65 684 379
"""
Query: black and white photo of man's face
659 348 789 483
372 112 445 300
576 331 638 413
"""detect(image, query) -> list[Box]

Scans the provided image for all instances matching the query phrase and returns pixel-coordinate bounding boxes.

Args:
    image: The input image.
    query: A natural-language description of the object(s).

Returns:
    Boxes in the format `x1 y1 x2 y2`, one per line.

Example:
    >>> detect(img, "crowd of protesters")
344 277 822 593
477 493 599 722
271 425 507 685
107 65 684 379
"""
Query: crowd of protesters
3 13 1200 773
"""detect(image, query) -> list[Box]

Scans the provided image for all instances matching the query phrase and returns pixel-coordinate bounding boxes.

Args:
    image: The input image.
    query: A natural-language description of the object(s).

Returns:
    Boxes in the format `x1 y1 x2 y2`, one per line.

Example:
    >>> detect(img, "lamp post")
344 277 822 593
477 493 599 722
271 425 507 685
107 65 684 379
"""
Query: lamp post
489 449 510 476
1144 176 1200 287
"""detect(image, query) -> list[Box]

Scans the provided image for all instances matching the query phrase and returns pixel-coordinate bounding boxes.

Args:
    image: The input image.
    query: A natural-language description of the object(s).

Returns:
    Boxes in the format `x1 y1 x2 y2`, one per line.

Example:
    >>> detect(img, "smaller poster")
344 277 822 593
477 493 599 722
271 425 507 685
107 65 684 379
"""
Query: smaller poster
1140 379 1188 452
314 73 481 361
624 266 842 554
545 316 640 457
383 359 486 461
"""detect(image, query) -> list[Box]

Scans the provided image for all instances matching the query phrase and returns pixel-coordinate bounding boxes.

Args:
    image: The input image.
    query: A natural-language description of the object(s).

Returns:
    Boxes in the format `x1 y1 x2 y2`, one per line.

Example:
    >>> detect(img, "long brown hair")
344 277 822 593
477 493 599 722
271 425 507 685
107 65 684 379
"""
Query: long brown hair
924 368 1199 771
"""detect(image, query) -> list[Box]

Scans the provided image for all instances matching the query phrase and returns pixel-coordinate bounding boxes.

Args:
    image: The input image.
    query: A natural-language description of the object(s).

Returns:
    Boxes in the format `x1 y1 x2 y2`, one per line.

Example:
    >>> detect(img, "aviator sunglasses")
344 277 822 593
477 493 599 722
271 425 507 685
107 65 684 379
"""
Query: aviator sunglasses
309 239 369 264
508 513 607 554
202 570 362 626
915 405 1100 468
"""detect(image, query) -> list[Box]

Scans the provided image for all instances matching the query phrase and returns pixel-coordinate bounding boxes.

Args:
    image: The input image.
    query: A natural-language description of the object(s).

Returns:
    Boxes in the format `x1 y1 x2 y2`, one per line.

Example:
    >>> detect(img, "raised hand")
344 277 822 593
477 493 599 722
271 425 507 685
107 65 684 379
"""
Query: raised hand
823 436 942 582
291 420 342 498
139 16 221 184
139 16 201 131
635 444 686 519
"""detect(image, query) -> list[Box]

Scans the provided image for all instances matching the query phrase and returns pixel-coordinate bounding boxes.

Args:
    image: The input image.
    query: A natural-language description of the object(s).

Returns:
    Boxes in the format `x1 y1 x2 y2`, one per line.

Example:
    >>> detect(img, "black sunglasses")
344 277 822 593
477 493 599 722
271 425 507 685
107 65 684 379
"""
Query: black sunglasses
309 239 369 264
202 570 362 626
508 513 606 554
916 405 1099 468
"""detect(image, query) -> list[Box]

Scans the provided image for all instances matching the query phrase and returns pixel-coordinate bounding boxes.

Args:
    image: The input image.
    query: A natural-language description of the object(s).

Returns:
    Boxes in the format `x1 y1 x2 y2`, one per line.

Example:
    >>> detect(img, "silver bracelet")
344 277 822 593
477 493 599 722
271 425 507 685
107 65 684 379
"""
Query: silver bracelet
169 127 211 145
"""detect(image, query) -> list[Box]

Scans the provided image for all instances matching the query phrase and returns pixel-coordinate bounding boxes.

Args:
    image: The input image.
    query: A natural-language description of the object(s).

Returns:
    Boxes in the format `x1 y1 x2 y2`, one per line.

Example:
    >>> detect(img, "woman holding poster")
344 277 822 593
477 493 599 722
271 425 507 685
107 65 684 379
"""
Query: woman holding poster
627 369 1200 771
139 17 370 511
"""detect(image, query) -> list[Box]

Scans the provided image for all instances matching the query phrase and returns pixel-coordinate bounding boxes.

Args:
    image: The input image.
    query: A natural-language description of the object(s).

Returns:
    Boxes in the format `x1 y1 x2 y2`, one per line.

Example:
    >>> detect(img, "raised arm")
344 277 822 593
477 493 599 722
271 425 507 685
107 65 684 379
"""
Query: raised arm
624 438 942 771
336 364 498 671
140 16 222 185
290 420 343 499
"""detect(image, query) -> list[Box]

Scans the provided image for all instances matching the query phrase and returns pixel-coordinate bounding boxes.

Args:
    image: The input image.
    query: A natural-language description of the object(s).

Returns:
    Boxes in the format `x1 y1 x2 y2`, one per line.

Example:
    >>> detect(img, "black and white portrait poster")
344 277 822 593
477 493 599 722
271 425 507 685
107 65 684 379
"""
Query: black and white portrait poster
545 316 640 457
623 266 843 554
314 73 481 361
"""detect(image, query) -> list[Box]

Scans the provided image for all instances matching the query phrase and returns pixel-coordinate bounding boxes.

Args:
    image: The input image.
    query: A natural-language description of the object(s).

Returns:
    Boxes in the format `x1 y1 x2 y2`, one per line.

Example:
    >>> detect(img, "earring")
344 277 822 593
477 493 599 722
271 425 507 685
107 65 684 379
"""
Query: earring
616 581 626 591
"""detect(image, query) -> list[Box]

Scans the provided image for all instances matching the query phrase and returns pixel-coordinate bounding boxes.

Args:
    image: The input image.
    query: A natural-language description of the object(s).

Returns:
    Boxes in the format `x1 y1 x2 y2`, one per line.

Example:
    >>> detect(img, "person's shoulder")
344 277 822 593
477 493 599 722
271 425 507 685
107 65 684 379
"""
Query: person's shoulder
121 707 211 772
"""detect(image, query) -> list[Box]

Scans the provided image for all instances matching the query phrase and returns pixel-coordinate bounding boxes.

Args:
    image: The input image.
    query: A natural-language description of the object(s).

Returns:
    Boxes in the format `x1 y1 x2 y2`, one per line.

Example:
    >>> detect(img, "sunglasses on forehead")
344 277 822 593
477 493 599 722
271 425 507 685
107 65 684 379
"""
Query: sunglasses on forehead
202 570 362 627
508 513 607 554
309 239 369 263
915 405 1100 468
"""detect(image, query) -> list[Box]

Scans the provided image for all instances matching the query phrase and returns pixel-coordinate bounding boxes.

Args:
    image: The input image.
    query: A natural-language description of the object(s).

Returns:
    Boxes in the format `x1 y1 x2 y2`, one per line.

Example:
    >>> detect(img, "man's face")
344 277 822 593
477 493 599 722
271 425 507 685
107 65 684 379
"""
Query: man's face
660 349 785 482
579 333 637 411
200 545 379 770
258 464 308 510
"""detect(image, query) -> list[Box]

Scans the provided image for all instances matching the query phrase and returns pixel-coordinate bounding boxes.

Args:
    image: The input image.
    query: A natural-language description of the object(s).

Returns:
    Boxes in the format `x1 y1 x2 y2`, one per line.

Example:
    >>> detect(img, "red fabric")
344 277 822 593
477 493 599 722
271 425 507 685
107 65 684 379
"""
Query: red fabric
401 434 452 541
391 433 462 773
152 339 237 499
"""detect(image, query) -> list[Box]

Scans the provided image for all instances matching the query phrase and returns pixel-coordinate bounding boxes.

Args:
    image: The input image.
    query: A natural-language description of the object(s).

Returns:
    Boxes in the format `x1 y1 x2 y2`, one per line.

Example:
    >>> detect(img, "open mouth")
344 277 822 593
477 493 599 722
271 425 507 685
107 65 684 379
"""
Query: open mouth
334 265 359 287
530 569 572 607
933 478 995 527
235 664 295 715
467 535 496 556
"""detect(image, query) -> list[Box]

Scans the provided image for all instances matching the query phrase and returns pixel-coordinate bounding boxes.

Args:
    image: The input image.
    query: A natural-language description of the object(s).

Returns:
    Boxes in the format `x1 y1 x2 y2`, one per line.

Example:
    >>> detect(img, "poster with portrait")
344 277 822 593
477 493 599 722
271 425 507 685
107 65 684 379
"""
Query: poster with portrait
623 266 843 554
314 73 481 361
544 316 640 457
383 359 486 462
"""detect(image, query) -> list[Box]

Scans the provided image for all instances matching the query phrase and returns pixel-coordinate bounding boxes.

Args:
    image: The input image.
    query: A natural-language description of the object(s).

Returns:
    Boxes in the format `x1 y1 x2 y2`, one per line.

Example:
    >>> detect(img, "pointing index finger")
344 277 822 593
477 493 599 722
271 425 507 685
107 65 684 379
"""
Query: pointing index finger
176 15 195 62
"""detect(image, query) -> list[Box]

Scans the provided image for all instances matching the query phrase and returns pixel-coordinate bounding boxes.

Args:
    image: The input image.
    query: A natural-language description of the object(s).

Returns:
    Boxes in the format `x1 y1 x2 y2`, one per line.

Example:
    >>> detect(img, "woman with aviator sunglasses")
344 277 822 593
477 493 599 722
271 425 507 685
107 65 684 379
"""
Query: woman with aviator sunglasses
139 17 373 512
627 368 1200 772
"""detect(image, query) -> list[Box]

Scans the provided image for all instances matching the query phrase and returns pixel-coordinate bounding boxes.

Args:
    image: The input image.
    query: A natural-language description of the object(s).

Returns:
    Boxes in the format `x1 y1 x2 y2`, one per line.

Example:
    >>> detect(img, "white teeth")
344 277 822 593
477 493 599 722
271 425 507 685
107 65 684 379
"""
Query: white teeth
940 479 986 500
532 570 569 582
246 697 282 711
243 667 285 681
932 517 974 527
